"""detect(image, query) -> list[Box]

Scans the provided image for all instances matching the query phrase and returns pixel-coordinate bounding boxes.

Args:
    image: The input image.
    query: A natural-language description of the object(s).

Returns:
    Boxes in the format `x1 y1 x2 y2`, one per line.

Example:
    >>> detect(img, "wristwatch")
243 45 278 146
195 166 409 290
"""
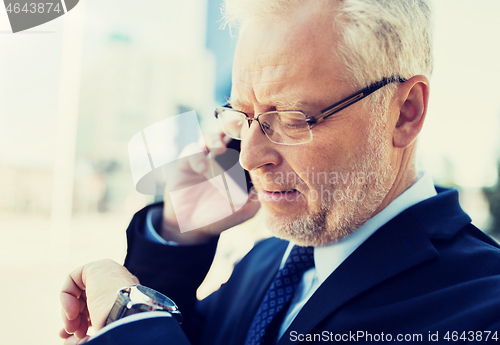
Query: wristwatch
105 285 183 326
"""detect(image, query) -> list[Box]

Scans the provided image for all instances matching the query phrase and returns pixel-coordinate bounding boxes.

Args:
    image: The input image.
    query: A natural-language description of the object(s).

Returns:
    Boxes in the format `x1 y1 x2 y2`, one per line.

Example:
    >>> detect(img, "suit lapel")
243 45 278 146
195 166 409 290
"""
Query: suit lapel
228 239 289 345
277 208 439 344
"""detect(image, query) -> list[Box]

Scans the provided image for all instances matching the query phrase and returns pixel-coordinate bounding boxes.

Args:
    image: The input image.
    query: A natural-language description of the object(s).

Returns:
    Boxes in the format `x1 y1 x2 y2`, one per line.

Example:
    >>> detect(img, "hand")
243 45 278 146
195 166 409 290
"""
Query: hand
60 259 140 344
161 134 260 244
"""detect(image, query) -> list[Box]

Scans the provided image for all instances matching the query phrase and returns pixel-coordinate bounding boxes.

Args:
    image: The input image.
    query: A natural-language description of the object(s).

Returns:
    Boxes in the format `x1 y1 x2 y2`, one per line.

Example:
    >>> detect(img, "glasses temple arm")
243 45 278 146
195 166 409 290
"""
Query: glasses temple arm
306 76 407 125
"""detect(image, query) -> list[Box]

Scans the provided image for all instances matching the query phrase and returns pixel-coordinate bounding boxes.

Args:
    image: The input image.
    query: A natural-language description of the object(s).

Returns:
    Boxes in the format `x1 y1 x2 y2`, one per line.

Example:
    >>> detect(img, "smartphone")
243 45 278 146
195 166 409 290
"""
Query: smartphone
209 139 253 193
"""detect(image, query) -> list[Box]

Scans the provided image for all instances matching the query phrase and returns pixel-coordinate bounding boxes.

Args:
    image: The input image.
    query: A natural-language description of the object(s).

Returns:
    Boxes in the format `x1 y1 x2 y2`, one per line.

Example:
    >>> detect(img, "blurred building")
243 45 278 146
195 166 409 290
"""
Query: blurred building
73 0 217 214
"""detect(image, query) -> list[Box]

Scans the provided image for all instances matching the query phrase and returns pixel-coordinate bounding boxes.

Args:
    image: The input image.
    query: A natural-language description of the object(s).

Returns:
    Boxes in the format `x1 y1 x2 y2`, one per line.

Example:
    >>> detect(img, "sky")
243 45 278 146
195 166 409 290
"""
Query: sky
0 0 499 188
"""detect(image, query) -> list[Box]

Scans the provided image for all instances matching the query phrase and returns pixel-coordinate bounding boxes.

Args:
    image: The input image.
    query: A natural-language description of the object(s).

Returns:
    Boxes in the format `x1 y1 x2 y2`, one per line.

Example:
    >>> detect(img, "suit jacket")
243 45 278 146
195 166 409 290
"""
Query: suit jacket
88 188 500 344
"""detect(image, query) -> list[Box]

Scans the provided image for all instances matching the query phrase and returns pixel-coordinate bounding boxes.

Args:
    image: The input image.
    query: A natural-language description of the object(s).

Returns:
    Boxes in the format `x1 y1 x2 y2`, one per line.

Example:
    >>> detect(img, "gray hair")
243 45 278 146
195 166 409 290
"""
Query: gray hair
222 0 433 104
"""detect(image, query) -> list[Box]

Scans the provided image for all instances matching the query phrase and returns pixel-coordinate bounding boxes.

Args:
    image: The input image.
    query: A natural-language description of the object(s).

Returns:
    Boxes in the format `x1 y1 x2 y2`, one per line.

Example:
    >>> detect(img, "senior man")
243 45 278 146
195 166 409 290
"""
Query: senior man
61 0 500 344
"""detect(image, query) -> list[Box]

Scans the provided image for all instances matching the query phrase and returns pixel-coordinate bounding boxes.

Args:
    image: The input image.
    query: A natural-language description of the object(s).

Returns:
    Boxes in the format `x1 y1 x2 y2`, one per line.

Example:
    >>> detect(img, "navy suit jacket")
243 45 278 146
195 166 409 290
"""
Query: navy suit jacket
87 188 500 344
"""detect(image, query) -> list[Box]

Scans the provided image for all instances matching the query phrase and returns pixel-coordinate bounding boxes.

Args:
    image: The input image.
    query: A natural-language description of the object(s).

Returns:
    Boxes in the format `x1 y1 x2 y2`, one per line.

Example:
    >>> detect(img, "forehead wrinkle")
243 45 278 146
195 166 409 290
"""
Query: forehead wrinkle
233 77 294 86
242 63 294 85
263 90 305 110
252 53 294 70
231 64 299 110
241 71 303 110
230 84 307 111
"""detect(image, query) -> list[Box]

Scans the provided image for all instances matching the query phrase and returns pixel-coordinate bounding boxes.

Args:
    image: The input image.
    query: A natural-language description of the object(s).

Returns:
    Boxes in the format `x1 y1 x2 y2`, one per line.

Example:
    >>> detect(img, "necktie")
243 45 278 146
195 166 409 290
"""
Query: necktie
244 245 315 345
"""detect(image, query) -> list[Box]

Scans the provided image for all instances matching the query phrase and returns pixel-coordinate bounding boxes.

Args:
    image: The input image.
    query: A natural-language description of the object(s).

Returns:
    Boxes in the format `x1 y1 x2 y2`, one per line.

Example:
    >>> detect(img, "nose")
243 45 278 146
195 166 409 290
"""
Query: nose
239 117 281 172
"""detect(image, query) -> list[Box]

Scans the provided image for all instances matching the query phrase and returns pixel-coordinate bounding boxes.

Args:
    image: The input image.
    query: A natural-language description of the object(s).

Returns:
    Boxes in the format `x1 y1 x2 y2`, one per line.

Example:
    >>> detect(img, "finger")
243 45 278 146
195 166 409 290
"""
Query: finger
61 266 87 320
83 304 90 322
199 132 228 149
63 335 79 345
175 142 208 175
60 328 73 339
222 133 232 144
79 297 86 313
77 336 91 344
63 334 91 345
187 152 209 174
181 136 231 175
61 291 81 321
74 298 89 338
68 265 87 291
206 134 230 156
75 315 89 340
62 308 82 334
187 145 228 177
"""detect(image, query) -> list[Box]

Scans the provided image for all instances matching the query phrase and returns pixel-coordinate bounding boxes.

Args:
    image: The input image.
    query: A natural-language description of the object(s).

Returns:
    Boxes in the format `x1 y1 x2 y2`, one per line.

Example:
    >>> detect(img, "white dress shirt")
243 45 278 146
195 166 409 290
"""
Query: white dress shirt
95 171 436 340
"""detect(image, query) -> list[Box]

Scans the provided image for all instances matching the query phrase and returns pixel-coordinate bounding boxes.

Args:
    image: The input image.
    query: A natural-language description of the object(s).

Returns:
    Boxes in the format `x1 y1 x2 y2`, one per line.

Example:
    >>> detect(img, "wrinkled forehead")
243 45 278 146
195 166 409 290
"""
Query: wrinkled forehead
230 5 345 109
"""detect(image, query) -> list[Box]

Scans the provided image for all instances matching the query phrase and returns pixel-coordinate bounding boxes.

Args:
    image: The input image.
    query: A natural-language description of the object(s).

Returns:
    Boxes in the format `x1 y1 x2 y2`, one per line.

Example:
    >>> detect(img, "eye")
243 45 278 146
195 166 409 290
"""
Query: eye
281 117 307 129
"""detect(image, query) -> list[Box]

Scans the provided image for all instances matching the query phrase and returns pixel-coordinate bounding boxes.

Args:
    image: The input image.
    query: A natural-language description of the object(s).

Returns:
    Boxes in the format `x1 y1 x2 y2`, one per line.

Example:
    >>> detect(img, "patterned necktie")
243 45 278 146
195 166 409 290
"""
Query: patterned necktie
244 245 315 345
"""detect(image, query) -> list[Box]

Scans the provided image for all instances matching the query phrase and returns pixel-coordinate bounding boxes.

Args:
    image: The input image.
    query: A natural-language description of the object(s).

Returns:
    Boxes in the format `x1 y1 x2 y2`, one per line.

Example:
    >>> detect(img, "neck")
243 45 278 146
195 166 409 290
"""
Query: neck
374 144 418 215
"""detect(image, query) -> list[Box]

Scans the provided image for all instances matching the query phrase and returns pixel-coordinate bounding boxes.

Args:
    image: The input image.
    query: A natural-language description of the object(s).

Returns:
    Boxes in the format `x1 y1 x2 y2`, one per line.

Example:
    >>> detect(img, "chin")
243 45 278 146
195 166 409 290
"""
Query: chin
262 198 371 247
262 205 331 246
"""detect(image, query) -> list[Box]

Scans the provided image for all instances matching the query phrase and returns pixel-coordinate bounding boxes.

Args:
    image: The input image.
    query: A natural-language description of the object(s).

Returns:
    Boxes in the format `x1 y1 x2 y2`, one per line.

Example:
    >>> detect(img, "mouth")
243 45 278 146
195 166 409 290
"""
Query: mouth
260 189 301 202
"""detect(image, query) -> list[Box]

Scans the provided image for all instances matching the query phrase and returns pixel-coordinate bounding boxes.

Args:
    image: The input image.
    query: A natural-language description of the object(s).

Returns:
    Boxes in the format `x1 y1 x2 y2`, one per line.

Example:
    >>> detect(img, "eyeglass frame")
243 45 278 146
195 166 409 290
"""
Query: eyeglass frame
214 76 407 144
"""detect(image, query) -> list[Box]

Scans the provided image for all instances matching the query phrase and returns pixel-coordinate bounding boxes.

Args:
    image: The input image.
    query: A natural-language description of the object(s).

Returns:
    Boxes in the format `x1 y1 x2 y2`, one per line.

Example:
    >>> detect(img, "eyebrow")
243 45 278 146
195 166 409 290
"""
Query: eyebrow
226 98 245 109
274 99 303 109
228 92 309 111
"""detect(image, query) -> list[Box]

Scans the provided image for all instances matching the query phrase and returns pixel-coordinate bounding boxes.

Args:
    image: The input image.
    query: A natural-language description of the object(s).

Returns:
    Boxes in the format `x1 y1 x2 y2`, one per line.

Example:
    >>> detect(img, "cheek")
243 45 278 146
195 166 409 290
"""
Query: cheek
297 135 353 167
287 140 373 191
285 112 377 188
286 151 337 190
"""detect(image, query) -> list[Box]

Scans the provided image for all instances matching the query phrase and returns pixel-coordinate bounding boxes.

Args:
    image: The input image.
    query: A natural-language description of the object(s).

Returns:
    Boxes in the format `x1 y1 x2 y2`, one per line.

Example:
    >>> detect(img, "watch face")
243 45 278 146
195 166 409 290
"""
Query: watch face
106 285 183 326
131 285 178 309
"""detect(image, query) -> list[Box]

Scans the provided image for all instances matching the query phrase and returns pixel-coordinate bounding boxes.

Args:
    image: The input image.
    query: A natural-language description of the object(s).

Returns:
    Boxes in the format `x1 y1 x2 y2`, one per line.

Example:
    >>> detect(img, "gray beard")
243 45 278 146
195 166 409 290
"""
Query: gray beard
264 195 365 246
264 182 390 246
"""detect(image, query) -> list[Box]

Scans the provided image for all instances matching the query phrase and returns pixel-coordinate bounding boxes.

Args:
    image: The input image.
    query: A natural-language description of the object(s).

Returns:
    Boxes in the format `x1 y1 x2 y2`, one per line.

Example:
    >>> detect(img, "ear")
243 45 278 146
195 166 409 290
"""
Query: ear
392 75 430 148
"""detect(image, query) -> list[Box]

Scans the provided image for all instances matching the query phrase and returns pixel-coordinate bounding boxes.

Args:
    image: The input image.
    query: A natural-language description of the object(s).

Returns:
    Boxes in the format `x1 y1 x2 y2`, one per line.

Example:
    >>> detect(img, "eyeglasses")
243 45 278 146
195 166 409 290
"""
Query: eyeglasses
214 76 407 145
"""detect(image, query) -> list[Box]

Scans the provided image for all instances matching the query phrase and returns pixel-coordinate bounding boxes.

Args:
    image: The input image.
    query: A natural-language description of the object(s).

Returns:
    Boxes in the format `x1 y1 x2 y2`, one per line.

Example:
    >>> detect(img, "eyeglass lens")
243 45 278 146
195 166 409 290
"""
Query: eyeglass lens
220 110 312 145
